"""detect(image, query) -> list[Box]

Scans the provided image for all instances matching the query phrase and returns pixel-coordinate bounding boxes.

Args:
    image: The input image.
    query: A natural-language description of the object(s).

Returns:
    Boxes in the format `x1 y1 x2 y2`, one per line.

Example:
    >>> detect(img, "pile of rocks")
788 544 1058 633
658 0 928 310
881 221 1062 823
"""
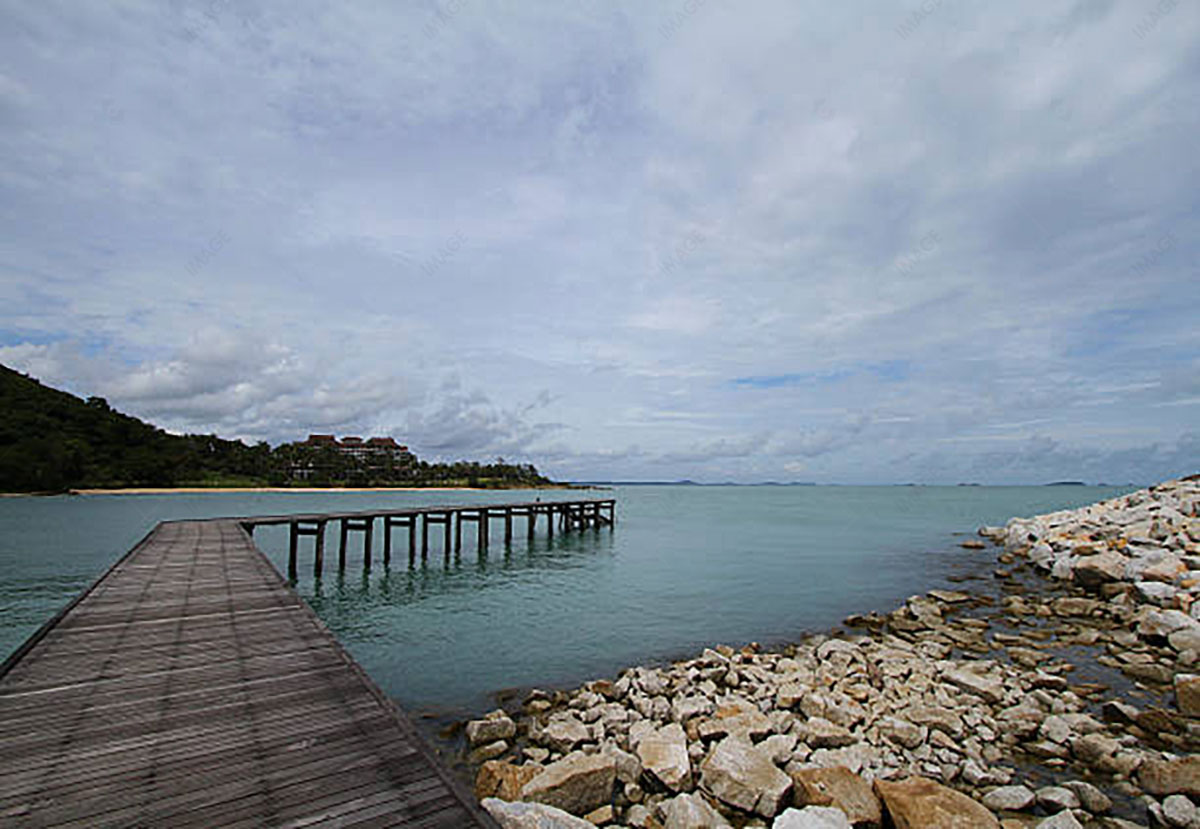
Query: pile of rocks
462 477 1199 828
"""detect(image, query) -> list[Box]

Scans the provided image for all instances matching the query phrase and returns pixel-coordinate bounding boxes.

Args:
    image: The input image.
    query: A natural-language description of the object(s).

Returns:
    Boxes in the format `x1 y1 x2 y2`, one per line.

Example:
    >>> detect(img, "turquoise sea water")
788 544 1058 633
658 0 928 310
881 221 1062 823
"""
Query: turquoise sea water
0 485 1134 720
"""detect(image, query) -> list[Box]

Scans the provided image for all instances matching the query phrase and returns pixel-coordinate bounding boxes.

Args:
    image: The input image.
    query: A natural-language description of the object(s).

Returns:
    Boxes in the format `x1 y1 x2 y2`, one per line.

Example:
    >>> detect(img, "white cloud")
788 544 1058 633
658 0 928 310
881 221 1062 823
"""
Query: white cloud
1 1 1197 483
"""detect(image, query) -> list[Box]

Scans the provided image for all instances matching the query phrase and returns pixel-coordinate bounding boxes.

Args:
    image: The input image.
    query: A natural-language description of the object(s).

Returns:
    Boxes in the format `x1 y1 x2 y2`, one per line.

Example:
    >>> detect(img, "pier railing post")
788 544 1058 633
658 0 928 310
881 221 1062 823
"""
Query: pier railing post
339 519 348 571
288 521 299 579
315 520 326 576
364 517 374 571
383 517 392 566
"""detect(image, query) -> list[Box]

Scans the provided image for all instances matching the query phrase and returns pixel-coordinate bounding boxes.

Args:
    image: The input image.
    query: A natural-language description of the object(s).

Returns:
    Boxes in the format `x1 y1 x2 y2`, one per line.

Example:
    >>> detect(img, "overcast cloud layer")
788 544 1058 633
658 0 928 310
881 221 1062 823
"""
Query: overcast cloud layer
1 1 1197 484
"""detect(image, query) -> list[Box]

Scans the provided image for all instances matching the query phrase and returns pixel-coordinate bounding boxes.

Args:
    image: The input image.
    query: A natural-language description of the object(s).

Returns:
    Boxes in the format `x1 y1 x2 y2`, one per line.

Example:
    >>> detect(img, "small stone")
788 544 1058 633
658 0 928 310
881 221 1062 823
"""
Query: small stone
1139 755 1200 796
476 760 543 802
1162 793 1198 827
1174 673 1200 716
1040 716 1072 745
981 785 1035 811
1060 780 1111 814
878 716 924 749
583 804 613 826
467 712 517 746
1071 732 1120 768
773 806 854 828
944 667 1005 704
1035 785 1080 813
1035 812 1083 829
625 804 651 828
469 740 510 764
542 715 592 753
804 717 856 749
482 798 595 828
660 792 731 829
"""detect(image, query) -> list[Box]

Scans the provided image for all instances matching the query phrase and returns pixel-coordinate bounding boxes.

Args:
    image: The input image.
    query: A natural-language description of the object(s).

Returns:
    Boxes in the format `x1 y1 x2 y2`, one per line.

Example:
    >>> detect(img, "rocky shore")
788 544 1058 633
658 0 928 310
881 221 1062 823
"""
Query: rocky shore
460 477 1200 828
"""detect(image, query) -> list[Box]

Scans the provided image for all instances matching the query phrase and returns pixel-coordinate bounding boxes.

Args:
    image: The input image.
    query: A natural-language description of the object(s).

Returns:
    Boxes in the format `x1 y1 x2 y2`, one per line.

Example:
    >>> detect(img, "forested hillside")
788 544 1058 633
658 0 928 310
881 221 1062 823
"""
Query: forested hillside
0 365 550 492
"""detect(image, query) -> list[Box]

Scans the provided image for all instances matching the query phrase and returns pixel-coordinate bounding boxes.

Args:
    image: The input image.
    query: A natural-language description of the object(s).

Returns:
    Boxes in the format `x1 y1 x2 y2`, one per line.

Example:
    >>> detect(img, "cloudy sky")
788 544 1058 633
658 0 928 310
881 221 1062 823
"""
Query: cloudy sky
1 1 1197 484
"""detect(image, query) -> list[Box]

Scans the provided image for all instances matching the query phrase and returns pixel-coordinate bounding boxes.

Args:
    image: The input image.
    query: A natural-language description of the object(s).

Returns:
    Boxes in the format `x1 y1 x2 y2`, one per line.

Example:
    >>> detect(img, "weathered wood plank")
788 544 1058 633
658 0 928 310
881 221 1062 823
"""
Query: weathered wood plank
0 519 495 828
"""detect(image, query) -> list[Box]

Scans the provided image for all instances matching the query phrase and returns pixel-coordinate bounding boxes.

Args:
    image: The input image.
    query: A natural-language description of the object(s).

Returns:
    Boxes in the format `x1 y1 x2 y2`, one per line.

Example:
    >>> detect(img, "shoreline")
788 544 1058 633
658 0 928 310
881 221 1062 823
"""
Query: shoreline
457 478 1199 828
0 484 587 497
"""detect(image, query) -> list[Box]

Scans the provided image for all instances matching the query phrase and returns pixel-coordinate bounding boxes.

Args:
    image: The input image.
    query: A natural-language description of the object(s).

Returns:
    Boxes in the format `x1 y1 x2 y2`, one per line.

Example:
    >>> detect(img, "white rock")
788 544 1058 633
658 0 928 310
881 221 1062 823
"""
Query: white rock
1036 811 1084 829
1163 793 1198 827
981 785 1035 811
520 751 617 816
661 792 731 829
636 723 691 793
467 713 517 745
1136 581 1178 605
481 798 595 828
1035 785 1081 812
773 806 854 828
700 735 793 818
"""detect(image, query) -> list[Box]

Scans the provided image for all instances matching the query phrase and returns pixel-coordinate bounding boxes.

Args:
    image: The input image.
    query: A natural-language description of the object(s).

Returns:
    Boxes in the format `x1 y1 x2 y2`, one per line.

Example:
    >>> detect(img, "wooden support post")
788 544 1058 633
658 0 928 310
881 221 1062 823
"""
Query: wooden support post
455 511 462 552
443 515 452 555
504 509 512 544
528 508 537 540
408 517 416 564
314 521 326 575
339 519 348 571
383 518 392 565
547 505 554 540
479 508 488 552
363 517 373 570
288 522 298 579
421 515 429 558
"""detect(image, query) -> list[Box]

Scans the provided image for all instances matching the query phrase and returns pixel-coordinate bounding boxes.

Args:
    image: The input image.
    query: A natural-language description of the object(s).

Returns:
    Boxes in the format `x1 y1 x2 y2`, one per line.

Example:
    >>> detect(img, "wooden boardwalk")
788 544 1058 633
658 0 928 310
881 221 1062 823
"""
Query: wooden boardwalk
0 519 498 828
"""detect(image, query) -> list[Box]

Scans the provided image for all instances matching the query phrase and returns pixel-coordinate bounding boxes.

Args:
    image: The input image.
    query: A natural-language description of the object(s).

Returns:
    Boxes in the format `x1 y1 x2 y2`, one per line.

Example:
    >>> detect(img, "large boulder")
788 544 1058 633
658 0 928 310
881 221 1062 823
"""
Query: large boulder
700 735 793 818
476 760 544 801
1138 755 1200 796
790 765 882 826
520 751 616 816
481 798 594 828
1073 551 1128 589
636 722 691 792
774 806 854 828
873 776 1000 828
661 792 732 829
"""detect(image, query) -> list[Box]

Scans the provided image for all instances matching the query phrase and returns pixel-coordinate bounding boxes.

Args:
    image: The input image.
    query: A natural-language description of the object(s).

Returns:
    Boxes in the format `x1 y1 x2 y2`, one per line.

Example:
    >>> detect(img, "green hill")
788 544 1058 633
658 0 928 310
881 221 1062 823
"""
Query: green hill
0 364 270 492
0 364 551 492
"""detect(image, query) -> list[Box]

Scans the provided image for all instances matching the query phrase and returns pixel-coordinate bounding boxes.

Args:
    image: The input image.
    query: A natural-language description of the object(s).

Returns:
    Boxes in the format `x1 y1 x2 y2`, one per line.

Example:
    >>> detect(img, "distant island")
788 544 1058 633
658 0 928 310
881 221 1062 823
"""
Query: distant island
0 364 553 493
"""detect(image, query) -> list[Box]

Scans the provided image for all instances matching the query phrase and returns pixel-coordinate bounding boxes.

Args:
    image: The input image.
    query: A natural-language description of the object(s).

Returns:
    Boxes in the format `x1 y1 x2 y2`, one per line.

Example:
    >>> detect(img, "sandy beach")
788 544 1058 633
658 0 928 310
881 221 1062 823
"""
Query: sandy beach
53 484 582 496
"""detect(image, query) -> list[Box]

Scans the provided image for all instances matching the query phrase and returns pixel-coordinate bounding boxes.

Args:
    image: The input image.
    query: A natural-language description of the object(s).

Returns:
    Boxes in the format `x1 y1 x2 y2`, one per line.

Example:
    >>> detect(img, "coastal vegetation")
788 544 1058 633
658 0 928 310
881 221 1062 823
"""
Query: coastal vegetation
0 364 551 492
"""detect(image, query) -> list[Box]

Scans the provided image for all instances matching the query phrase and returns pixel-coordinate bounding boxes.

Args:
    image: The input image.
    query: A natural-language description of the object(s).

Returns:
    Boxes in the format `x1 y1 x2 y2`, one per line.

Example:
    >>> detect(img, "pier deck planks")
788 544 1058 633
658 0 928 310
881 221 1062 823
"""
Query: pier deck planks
0 519 495 827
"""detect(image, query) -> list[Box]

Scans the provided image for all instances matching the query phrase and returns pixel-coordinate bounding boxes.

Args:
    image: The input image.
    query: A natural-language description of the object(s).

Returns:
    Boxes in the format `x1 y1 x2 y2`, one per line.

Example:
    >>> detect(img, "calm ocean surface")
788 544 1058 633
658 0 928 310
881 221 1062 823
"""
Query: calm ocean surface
0 485 1133 720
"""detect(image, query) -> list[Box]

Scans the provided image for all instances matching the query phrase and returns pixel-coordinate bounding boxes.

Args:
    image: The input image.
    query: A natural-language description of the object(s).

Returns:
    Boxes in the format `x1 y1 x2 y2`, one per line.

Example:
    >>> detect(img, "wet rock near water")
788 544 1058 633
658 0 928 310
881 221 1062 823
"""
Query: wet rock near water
459 478 1199 827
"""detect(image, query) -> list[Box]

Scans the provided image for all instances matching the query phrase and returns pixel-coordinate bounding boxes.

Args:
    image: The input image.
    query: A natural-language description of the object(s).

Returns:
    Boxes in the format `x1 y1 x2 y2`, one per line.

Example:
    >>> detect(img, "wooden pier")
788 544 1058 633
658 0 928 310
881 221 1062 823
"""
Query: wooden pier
245 497 617 580
0 495 618 827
